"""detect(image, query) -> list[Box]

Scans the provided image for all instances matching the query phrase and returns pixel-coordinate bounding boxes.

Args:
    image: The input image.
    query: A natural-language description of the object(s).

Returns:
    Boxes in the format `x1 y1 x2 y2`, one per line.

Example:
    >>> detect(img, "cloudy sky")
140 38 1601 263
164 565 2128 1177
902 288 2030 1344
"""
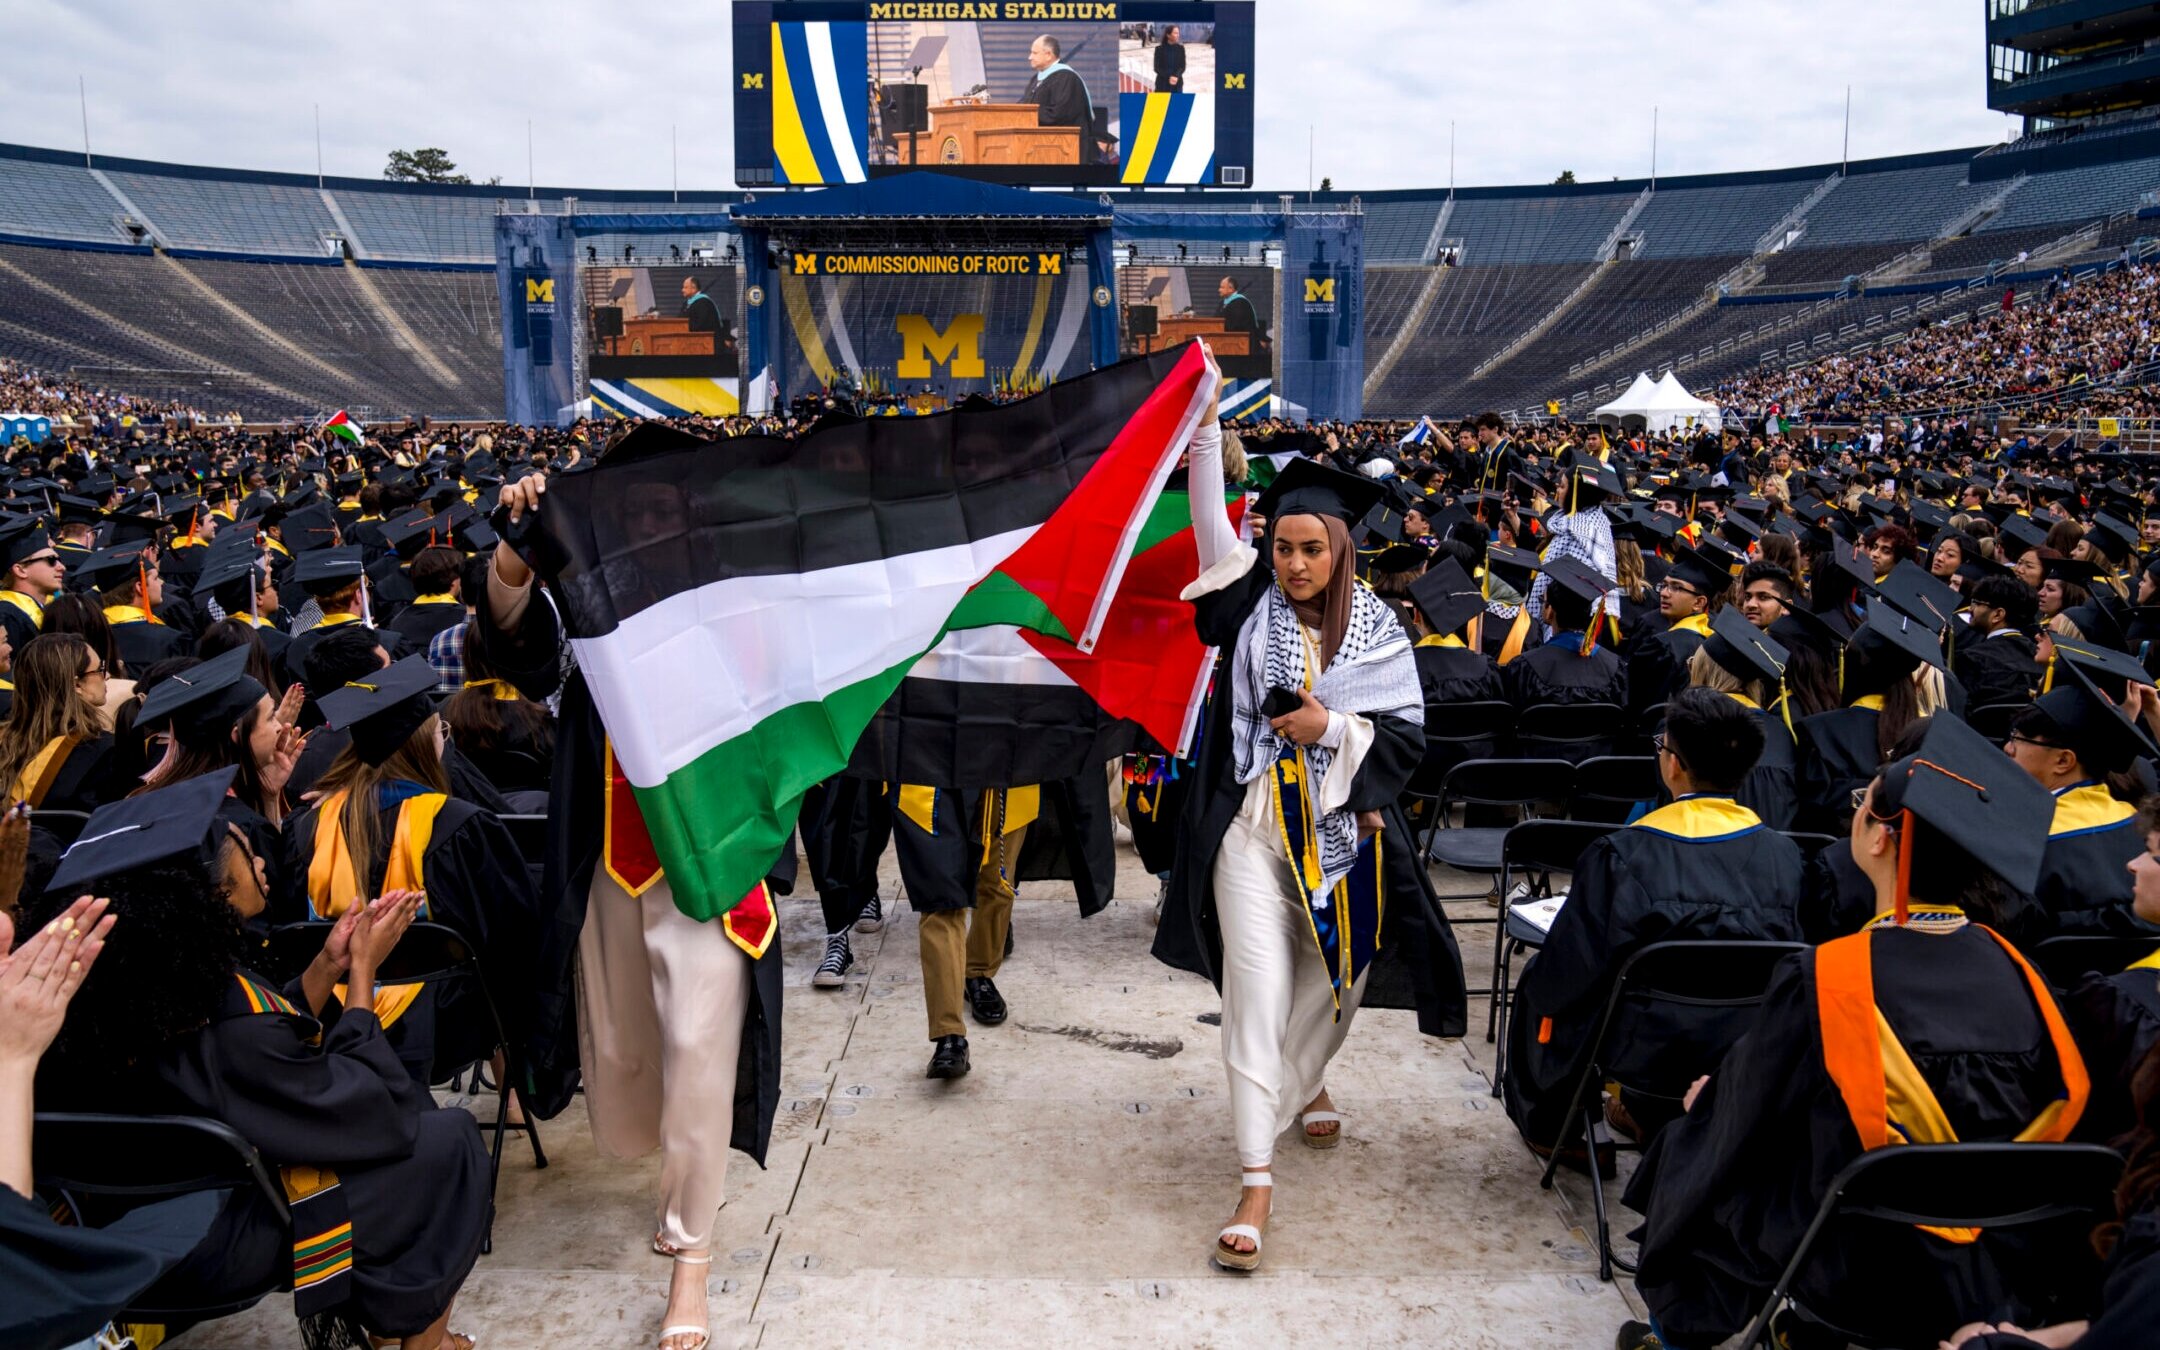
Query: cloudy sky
3 0 2015 192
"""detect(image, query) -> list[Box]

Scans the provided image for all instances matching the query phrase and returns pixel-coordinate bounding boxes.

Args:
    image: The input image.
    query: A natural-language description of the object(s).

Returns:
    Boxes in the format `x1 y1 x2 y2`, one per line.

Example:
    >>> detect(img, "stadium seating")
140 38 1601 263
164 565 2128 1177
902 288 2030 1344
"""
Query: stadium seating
1446 193 1638 266
1982 156 2160 231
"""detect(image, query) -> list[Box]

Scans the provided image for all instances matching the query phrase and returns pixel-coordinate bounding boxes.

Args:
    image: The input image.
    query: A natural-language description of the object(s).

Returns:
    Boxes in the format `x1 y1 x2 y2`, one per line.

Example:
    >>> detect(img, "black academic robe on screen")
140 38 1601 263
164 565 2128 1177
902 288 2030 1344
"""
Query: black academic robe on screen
1152 41 1184 91
472 577 792 1152
1954 628 2041 711
1621 925 2100 1348
1151 556 1468 1038
1502 634 1628 761
45 974 490 1339
1794 703 1883 837
1022 67 1099 162
1502 798 1807 1147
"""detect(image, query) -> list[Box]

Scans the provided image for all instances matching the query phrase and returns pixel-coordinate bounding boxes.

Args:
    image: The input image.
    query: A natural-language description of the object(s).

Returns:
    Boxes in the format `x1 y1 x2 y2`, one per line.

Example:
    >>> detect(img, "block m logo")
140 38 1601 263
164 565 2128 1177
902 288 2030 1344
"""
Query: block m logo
895 314 985 379
525 278 555 304
1223 72 1247 90
742 72 765 89
1037 253 1064 275
1303 277 1335 303
792 253 819 275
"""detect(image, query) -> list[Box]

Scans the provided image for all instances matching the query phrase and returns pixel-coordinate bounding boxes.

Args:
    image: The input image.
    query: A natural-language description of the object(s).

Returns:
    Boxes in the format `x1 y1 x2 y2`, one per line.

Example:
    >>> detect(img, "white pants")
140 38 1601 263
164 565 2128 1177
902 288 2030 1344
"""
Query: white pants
1213 777 1368 1169
576 871 752 1251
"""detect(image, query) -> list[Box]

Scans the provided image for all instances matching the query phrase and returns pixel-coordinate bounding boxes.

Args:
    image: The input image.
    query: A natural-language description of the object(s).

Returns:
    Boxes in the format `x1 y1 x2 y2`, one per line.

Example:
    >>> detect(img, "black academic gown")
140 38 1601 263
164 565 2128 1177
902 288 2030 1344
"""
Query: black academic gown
385 599 465 655
0 593 43 656
2067 961 2160 1144
105 615 189 675
2029 783 2147 936
1625 616 1707 721
1733 698 1799 831
1502 633 1629 761
1954 629 2041 710
276 792 544 1085
889 775 1115 917
1502 798 1807 1146
25 733 116 814
471 576 791 1152
1967 1206 2160 1350
1151 41 1184 91
1 1187 219 1350
1622 924 2099 1348
281 616 381 691
1151 558 1468 1038
1414 637 1504 706
1794 703 1882 836
48 974 491 1339
798 774 893 934
1022 67 1099 162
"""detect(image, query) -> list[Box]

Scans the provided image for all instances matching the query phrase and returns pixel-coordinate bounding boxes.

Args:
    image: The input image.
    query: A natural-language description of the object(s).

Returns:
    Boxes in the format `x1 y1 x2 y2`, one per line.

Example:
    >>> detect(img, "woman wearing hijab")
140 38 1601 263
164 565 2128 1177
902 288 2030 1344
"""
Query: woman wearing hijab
1153 386 1465 1272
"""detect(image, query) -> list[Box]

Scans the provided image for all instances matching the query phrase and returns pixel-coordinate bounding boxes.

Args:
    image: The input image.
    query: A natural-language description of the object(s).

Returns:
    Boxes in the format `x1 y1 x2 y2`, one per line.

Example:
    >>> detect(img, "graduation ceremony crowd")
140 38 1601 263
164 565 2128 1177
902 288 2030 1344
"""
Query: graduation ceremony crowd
7 335 2160 1350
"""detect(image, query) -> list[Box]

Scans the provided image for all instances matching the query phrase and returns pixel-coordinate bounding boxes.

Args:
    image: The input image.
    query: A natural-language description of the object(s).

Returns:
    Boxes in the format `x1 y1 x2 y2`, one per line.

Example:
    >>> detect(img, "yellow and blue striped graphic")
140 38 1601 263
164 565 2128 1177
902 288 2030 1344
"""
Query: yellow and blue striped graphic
1120 93 1217 185
590 377 740 419
772 22 869 185
1220 378 1272 421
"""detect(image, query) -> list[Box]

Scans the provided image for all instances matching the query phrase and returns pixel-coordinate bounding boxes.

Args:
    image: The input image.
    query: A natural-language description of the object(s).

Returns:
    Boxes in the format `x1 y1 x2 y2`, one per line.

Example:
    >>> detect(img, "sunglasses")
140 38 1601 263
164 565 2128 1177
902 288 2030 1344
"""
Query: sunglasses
21 554 60 567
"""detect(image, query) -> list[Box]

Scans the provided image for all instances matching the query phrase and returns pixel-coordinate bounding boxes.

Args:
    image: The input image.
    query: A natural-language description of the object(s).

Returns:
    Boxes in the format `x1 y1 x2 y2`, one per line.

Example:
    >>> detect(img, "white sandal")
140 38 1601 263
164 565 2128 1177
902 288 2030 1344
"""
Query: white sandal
1212 1171 1273 1272
1300 1110 1345 1149
658 1252 711 1350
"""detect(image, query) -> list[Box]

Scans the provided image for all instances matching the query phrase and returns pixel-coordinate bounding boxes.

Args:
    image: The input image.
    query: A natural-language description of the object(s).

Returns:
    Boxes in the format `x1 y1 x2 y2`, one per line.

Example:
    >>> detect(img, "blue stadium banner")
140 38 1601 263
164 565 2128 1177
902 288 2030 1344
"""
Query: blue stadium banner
496 214 580 427
1281 213 1363 423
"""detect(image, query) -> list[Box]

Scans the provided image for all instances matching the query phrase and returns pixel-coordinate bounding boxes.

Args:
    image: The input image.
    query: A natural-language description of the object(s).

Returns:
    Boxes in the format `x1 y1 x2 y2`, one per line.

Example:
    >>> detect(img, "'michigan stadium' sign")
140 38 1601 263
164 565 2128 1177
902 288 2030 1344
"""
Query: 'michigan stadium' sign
868 3 1119 18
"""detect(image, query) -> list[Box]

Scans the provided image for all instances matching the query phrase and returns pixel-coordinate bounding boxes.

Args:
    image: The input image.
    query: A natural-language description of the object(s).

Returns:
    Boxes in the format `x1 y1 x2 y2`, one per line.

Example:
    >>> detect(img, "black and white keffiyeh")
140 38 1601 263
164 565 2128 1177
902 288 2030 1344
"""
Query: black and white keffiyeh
1230 579 1421 905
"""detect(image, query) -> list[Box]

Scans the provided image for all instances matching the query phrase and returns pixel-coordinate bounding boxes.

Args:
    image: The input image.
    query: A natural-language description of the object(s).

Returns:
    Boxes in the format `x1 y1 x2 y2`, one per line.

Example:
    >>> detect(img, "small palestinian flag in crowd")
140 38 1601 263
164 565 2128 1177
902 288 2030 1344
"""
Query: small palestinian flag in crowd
321 410 363 445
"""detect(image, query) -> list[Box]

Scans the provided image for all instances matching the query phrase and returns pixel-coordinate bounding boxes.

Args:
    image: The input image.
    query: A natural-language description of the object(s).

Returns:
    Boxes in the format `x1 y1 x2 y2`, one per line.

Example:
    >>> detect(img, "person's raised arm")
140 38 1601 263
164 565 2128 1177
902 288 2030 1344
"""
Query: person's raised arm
1187 370 1241 570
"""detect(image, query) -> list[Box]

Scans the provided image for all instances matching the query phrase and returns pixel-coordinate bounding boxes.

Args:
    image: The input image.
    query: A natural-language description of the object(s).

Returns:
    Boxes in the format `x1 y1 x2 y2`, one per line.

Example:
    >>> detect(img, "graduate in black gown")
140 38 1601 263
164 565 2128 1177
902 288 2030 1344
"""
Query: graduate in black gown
1503 688 1807 1150
2002 643 2157 936
1618 715 2098 1350
1624 544 1726 722
1501 556 1628 760
27 772 489 1350
1020 35 1102 163
1683 607 1799 830
282 546 388 692
1954 573 2043 711
0 634 116 814
1405 555 1505 706
1794 598 1941 836
2064 799 2160 1143
77 544 189 675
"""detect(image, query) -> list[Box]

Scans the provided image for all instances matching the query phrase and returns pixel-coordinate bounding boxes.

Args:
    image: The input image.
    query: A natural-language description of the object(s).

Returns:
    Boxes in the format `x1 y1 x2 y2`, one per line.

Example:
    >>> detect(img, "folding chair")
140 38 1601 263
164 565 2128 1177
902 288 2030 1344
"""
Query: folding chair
2033 933 2160 991
1400 700 1515 837
1735 1142 2123 1348
1517 702 1626 764
499 811 550 871
1630 701 1669 755
1537 939 1809 1279
1423 758 1575 900
33 1113 289 1323
1570 755 1660 820
1486 819 1623 1085
1780 831 1840 857
262 920 545 1254
29 807 91 846
1965 701 2028 745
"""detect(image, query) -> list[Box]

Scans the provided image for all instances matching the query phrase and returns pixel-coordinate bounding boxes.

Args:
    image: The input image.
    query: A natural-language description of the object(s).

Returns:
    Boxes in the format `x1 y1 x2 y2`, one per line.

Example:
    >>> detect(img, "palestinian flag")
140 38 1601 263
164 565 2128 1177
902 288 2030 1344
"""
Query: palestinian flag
321 410 363 444
523 344 1217 920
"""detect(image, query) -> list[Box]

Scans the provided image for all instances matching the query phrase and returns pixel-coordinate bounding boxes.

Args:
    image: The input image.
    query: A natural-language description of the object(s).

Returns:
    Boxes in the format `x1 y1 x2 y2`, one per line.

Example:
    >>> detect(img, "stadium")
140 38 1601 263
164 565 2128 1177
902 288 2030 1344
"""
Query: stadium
11 4 2160 1350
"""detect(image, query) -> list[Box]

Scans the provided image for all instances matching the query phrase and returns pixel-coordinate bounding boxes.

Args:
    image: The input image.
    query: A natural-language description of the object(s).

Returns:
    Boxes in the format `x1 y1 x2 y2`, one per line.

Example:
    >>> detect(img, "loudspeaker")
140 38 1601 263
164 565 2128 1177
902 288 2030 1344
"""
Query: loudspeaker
594 306 624 339
883 83 930 135
1128 305 1158 337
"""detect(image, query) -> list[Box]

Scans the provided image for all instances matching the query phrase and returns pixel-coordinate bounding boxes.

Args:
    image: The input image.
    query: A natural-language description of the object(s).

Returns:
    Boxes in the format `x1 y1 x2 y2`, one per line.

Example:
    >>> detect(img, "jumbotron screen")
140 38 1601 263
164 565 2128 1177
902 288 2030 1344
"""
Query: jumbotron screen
732 2 1256 187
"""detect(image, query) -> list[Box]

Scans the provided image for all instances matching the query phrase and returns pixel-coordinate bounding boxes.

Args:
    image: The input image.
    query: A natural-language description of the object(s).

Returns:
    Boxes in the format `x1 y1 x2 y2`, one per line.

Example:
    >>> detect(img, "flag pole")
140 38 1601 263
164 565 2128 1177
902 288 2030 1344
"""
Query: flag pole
78 75 91 167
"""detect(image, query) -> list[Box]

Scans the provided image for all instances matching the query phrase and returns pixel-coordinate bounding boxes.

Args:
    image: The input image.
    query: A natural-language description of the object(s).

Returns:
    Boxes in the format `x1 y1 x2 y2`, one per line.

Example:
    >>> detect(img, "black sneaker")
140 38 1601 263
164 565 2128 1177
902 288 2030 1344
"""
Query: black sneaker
926 1034 970 1078
1614 1321 1663 1350
965 975 1007 1025
853 893 884 934
812 931 852 988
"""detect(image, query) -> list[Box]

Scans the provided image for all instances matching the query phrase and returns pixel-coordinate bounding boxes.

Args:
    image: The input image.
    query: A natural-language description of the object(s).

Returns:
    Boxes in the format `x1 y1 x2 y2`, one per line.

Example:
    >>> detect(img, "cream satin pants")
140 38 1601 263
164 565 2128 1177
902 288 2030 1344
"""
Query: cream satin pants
1213 776 1368 1170
576 870 751 1252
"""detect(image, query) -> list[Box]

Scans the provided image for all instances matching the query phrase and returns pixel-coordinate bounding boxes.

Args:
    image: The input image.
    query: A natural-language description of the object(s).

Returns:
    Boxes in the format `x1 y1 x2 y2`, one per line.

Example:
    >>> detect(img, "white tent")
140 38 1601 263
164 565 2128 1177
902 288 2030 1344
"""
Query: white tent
1643 371 1722 434
1591 372 1660 426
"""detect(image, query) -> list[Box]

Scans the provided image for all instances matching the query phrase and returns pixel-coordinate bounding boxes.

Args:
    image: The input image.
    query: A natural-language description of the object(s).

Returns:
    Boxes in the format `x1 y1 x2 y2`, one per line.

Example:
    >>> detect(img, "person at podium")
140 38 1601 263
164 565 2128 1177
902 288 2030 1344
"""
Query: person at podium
680 275 723 334
1022 35 1105 164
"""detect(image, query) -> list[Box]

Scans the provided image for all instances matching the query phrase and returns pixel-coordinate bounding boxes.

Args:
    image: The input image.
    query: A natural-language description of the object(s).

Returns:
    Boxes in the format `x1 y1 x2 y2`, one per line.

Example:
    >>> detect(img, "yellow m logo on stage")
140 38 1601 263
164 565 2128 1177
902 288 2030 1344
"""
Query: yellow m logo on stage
792 254 819 275
895 314 985 379
742 72 764 89
1223 72 1247 90
525 278 554 303
1037 253 1063 275
1304 277 1335 303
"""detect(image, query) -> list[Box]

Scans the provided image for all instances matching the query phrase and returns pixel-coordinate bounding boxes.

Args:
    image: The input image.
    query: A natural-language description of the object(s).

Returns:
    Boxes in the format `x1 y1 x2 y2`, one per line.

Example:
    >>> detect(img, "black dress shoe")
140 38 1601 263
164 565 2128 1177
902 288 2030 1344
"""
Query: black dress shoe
926 1034 971 1079
964 975 1008 1025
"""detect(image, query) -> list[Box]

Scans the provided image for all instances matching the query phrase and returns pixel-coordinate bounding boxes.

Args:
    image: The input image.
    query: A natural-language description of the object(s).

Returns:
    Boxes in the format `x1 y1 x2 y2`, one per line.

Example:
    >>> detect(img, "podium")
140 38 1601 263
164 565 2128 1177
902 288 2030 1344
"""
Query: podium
1133 316 1250 357
606 317 714 358
899 103 1080 167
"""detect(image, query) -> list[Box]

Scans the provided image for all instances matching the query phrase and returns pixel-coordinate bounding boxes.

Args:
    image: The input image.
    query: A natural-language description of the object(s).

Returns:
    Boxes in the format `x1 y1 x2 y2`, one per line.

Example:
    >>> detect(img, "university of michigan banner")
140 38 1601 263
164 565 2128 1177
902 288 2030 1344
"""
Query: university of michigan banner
496 213 581 427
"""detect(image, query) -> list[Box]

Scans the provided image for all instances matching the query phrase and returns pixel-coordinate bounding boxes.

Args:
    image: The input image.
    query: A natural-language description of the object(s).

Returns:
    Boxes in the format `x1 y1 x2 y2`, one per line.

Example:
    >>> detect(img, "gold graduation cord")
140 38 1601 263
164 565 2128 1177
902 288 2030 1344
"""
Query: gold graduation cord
306 790 445 1026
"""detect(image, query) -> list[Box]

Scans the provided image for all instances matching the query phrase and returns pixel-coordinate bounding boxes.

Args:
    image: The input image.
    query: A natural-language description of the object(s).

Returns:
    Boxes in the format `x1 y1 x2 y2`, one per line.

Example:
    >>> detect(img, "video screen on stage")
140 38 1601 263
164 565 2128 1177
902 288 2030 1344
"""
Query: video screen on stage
582 262 744 417
732 2 1256 188
1118 261 1273 383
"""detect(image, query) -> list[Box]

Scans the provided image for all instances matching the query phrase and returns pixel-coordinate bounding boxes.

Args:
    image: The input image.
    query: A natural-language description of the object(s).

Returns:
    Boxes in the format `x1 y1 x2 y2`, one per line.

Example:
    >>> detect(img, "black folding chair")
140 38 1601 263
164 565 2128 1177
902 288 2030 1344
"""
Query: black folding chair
1735 1142 2123 1348
1486 819 1623 1085
1423 758 1575 900
29 807 91 846
1965 701 2029 745
2033 934 2160 991
33 1112 288 1322
500 811 550 881
1570 755 1660 820
1536 939 1809 1279
1517 702 1626 763
262 920 545 1254
1401 700 1515 835
1631 701 1669 755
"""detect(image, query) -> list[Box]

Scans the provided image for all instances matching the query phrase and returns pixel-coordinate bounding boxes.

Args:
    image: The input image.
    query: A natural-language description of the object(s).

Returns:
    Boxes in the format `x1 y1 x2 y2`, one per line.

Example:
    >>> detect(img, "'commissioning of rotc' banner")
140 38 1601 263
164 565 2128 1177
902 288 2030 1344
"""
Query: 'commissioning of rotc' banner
520 343 1217 920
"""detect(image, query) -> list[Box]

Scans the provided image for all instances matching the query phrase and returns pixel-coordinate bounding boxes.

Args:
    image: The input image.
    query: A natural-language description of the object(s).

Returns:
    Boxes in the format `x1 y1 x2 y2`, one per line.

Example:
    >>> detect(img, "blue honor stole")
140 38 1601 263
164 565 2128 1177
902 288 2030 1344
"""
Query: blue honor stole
1266 739 1384 1018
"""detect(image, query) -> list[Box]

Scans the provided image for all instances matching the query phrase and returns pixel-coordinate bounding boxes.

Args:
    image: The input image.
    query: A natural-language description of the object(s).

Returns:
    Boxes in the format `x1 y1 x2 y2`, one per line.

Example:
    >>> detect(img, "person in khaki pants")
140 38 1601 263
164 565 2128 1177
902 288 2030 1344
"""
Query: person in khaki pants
894 784 1033 1079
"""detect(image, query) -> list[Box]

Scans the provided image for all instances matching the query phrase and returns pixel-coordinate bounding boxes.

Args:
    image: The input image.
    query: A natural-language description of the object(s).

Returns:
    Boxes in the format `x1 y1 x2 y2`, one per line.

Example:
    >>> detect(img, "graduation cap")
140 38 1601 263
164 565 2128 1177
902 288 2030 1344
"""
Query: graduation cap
1717 511 1763 550
1852 596 1946 673
195 546 268 605
1872 707 2053 909
316 654 440 766
1561 460 1626 512
2086 514 2139 566
281 503 339 554
292 545 366 596
1357 502 1404 548
102 508 166 548
1483 544 1539 595
1704 605 1789 688
135 648 267 744
1253 457 1388 531
0 517 51 570
1368 542 1430 575
1996 514 2049 559
2041 555 2105 590
1663 544 1730 599
1408 556 1486 637
1875 560 1959 634
2061 600 2128 653
383 511 455 561
2029 654 2160 774
1771 603 1842 659
1538 555 1616 606
52 494 105 527
45 768 239 896
72 544 157 595
1908 500 1952 540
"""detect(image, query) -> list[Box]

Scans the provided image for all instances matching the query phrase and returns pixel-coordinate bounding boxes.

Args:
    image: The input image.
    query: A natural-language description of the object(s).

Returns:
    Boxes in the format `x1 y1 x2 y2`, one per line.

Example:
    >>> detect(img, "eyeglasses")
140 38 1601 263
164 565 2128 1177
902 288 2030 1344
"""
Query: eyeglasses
78 661 107 679
1650 733 1668 755
1657 580 1699 596
1849 787 1871 813
21 554 60 568
2004 733 2059 752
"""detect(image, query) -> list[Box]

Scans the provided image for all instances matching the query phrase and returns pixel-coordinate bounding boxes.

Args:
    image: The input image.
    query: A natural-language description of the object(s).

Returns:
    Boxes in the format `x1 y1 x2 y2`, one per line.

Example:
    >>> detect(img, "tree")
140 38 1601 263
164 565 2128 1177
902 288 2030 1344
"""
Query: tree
384 148 470 184
1554 170 1577 185
1318 176 1332 192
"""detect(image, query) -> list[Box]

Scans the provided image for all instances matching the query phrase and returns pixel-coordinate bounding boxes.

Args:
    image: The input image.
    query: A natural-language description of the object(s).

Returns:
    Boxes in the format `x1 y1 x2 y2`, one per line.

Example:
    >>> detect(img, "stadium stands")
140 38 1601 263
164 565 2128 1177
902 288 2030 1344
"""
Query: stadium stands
1445 192 1637 265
